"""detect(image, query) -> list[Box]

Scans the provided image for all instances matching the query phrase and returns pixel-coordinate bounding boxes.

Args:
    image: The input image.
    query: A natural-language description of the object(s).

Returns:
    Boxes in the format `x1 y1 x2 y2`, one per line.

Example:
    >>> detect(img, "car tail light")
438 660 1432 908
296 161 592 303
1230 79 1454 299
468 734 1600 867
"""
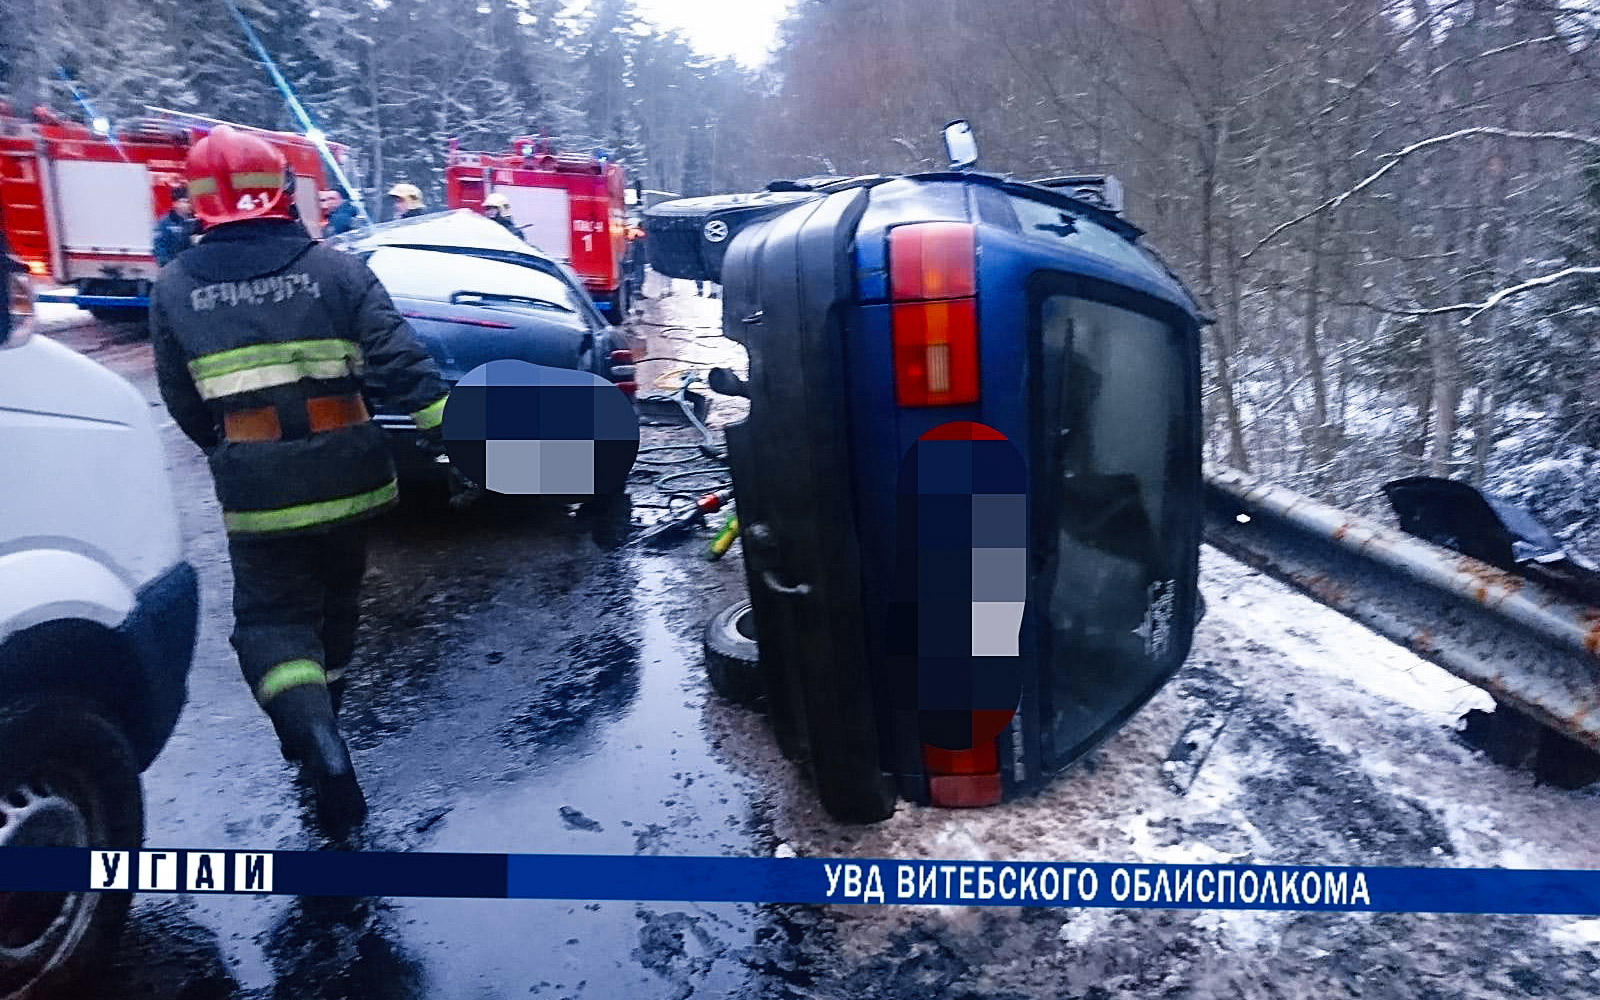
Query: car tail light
401 310 515 330
888 223 979 407
608 349 637 391
923 742 1003 808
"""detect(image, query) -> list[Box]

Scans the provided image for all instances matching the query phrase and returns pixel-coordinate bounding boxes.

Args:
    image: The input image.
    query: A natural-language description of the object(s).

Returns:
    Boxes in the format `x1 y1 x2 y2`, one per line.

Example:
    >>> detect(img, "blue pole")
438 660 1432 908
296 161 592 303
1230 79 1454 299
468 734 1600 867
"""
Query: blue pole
56 68 126 161
222 0 372 225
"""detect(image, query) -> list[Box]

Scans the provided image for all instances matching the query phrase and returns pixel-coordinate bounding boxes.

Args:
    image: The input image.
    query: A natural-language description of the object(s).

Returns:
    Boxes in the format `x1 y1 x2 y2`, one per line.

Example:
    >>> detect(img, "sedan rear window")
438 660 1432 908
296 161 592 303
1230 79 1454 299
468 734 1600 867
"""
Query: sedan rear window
365 247 585 314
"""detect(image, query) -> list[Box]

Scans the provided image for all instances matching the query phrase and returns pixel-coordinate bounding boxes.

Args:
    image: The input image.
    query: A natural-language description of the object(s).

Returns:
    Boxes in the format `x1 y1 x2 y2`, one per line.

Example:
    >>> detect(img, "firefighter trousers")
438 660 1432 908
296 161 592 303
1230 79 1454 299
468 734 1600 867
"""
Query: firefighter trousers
228 523 369 712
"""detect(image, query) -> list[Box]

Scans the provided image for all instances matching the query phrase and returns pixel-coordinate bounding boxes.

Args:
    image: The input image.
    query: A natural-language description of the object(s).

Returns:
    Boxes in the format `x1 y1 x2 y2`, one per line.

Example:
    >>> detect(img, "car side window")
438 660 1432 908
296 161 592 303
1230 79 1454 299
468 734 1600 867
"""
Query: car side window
365 247 582 313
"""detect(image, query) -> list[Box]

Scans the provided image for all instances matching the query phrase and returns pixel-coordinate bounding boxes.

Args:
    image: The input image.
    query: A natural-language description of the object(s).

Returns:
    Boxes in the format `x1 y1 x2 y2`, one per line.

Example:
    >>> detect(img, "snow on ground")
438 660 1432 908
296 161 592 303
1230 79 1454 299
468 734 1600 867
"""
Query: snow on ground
630 273 748 429
702 538 1600 995
35 298 97 331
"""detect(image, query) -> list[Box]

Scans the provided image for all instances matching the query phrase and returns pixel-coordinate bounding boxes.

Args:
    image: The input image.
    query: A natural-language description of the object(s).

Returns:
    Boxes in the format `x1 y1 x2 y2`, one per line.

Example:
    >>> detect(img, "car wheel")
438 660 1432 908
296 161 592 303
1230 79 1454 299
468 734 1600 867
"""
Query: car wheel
0 696 143 999
642 192 820 283
704 599 764 709
605 283 629 326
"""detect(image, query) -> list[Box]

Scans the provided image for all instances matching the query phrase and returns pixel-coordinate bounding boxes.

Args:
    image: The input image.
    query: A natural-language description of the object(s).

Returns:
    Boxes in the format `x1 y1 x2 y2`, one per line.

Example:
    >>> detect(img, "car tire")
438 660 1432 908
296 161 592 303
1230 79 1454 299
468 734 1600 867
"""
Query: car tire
0 696 143 999
605 283 629 326
642 192 820 283
703 599 764 709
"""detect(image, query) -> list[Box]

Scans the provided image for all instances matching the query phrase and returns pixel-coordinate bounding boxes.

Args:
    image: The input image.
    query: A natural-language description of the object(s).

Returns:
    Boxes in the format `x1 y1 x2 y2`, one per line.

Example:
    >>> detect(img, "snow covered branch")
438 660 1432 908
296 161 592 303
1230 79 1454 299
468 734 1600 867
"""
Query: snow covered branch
1244 127 1600 261
1359 267 1600 325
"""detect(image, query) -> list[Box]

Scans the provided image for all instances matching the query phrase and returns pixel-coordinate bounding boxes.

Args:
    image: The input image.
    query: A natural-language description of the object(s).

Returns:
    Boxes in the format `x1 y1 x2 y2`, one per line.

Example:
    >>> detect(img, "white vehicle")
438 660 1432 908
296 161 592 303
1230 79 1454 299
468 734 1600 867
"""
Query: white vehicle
0 249 197 997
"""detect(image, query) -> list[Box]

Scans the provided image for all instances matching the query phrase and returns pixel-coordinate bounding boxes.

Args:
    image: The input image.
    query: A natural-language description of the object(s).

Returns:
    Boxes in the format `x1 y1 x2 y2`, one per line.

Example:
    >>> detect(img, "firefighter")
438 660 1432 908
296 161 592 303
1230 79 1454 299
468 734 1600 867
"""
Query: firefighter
481 192 519 236
624 222 647 299
388 183 427 219
150 126 453 837
152 185 198 267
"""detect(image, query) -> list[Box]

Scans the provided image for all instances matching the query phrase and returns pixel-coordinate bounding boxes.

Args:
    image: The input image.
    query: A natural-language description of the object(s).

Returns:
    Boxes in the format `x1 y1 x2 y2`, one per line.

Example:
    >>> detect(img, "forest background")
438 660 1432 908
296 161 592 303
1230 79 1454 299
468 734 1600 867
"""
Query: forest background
3 0 1597 551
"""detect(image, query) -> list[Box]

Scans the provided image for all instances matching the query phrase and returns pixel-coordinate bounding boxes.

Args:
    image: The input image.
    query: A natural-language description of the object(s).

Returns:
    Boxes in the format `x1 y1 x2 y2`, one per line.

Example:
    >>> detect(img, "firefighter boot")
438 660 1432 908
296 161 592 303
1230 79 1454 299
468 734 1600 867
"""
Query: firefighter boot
266 686 368 837
275 677 349 754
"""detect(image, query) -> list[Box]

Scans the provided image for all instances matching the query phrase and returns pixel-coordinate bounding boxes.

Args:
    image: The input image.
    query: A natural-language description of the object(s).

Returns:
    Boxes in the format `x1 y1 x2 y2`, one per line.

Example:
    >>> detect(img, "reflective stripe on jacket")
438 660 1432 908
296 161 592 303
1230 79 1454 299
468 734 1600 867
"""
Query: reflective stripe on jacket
150 219 450 536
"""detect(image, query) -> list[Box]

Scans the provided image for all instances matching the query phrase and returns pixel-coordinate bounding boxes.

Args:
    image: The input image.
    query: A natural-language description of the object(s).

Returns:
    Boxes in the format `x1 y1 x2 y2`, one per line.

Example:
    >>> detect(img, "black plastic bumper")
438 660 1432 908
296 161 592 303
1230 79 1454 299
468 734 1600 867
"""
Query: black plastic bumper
116 561 199 771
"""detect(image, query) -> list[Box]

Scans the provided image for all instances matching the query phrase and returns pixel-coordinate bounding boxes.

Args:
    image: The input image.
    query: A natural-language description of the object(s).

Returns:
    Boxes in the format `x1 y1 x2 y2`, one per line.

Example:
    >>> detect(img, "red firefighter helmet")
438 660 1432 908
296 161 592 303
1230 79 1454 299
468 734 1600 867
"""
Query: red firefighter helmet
184 125 295 227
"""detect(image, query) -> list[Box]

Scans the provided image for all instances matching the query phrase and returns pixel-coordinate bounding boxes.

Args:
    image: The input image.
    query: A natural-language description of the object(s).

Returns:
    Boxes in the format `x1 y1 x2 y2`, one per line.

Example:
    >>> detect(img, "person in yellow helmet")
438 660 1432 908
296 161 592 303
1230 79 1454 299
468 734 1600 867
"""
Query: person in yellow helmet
481 192 519 236
388 183 426 220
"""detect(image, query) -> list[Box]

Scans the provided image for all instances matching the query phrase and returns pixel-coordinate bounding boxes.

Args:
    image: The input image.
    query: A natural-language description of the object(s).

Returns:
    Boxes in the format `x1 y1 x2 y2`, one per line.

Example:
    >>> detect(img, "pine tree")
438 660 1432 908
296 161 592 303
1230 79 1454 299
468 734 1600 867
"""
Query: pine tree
38 0 195 123
173 0 282 127
576 0 641 149
681 122 715 197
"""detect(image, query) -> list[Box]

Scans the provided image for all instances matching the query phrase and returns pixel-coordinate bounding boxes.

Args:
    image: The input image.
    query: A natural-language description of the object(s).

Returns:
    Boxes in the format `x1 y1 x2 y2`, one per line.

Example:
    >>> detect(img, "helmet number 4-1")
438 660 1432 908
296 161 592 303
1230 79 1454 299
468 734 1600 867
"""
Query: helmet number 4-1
237 193 260 212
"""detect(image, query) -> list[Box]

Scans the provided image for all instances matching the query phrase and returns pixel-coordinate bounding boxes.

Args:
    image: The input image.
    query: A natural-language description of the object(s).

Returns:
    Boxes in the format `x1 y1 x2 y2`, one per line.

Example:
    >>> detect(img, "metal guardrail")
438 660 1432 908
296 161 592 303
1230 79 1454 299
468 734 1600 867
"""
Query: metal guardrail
1203 466 1600 752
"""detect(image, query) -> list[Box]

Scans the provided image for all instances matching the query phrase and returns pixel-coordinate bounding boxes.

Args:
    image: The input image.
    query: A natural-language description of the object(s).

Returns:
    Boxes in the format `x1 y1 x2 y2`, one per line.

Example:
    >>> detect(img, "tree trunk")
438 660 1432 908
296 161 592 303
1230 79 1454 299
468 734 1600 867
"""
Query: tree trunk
1427 315 1462 477
366 37 383 220
1198 126 1250 471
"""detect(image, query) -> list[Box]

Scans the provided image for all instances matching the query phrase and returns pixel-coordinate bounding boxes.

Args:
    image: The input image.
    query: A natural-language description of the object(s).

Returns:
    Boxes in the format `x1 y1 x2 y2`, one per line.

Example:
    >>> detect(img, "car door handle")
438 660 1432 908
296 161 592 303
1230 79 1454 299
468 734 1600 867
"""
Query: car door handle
761 570 812 597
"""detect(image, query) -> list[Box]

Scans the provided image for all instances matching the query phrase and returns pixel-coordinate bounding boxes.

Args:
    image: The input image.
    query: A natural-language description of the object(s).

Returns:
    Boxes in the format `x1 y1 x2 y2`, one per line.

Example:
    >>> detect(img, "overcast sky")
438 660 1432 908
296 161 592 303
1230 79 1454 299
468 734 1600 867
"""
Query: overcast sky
629 0 795 68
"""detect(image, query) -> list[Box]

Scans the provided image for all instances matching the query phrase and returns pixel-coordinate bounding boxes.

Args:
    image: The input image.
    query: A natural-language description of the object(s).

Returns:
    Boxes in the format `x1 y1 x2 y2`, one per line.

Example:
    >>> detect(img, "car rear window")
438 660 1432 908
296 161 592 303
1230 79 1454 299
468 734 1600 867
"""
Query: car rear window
1007 194 1157 276
365 246 585 313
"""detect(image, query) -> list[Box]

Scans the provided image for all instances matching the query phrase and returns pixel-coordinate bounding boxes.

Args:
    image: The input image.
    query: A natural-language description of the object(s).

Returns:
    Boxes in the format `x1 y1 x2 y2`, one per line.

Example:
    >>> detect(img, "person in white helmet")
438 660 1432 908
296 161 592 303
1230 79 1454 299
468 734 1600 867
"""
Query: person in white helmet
388 183 427 220
481 192 520 237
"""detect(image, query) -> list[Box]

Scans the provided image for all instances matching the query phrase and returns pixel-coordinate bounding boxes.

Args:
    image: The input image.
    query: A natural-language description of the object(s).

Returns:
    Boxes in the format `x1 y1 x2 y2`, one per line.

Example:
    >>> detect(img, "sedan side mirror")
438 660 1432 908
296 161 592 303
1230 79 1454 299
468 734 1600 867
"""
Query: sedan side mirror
943 120 978 171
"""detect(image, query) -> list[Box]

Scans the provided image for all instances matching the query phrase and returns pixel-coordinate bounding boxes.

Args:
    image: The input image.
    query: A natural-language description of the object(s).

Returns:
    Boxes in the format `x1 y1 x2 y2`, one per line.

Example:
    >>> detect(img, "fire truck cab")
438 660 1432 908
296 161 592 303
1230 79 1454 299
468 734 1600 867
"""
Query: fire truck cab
444 137 631 325
0 106 347 319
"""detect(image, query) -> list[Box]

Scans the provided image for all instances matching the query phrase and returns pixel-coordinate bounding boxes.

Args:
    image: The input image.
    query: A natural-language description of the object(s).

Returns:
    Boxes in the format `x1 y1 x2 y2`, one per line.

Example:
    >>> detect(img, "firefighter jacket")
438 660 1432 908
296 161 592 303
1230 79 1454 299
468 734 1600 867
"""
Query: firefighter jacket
150 219 451 537
153 210 198 267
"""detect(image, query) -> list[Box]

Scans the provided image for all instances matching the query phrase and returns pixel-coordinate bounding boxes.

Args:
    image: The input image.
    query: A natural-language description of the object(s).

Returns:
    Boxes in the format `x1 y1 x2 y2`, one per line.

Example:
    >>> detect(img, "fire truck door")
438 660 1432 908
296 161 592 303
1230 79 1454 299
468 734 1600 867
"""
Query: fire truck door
0 150 51 275
53 160 155 264
499 186 570 259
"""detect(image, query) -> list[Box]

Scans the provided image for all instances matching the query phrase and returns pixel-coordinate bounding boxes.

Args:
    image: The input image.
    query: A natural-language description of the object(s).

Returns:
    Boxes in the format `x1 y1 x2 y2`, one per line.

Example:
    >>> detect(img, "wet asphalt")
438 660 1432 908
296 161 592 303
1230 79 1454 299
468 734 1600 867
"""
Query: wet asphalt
50 296 779 999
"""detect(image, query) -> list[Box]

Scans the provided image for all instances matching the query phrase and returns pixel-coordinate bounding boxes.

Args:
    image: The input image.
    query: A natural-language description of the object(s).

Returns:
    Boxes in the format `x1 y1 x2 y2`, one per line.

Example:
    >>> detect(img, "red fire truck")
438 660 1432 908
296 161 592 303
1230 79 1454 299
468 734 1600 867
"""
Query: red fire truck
0 105 349 319
443 137 631 325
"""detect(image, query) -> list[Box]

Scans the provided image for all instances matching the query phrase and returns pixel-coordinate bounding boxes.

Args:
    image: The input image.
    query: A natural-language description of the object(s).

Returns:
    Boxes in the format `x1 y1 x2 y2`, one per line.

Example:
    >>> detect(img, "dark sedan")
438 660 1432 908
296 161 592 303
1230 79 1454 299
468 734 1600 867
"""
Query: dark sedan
331 211 636 478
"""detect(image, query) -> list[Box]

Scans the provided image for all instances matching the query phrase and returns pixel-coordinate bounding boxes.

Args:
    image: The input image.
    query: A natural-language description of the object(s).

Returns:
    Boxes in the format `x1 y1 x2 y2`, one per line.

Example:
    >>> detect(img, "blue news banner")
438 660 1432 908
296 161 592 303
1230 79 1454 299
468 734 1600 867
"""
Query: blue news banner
3 847 1600 915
